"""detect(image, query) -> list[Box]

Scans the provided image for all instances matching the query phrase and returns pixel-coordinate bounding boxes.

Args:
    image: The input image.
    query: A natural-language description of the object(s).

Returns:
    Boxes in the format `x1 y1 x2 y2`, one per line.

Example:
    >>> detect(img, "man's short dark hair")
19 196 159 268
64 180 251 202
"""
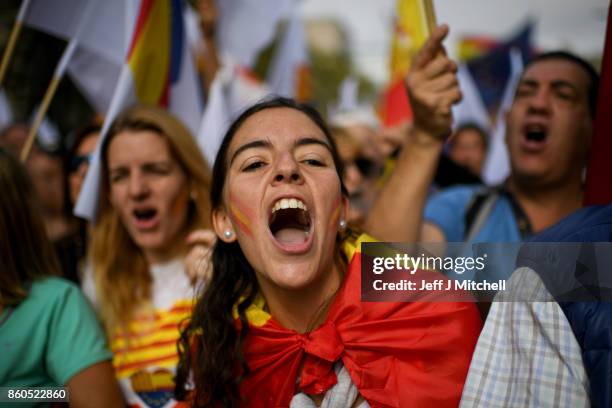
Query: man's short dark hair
524 51 599 118
451 122 489 150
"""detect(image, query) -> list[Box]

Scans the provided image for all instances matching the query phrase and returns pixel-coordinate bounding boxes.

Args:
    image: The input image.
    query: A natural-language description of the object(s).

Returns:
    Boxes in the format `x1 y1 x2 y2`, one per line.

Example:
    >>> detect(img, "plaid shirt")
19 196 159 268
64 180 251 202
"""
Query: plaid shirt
460 267 590 407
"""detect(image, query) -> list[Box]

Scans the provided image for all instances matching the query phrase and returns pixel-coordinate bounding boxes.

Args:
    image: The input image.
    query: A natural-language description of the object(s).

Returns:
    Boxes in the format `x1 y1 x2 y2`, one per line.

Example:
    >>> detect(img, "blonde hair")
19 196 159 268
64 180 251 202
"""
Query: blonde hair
89 106 212 332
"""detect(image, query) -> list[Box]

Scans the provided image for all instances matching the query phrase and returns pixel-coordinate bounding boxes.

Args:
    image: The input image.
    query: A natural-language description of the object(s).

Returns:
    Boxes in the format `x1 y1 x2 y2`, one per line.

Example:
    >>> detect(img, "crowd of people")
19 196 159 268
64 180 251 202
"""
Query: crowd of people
0 6 609 408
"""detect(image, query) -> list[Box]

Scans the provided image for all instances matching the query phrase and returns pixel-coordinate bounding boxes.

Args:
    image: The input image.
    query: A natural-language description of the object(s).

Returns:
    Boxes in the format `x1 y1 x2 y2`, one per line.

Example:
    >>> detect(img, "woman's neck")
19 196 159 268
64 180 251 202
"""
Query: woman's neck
260 257 344 334
143 232 188 265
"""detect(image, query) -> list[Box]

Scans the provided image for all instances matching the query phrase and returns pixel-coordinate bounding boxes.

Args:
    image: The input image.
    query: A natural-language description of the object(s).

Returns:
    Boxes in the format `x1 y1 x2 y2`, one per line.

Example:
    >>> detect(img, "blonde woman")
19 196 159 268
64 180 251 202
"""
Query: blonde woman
83 106 213 408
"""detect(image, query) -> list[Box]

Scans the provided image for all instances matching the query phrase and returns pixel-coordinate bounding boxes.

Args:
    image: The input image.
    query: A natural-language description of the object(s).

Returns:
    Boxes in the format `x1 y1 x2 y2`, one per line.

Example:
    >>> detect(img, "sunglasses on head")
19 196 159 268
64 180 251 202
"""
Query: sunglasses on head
69 154 92 172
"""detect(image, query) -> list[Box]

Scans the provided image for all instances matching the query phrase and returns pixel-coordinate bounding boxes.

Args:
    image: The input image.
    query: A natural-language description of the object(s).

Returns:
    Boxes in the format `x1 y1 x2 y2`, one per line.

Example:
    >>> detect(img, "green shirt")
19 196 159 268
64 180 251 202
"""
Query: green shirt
0 277 112 406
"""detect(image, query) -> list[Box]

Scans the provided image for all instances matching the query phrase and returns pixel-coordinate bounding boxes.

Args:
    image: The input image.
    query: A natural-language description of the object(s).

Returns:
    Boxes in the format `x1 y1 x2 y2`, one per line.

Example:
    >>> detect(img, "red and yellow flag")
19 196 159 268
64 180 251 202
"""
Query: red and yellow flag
381 0 435 127
236 234 482 407
389 0 431 81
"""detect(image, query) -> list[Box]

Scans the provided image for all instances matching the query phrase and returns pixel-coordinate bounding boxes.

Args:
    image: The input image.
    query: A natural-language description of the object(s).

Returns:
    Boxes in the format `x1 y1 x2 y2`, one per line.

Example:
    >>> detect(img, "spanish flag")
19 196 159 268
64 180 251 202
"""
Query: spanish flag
236 233 482 407
380 0 434 127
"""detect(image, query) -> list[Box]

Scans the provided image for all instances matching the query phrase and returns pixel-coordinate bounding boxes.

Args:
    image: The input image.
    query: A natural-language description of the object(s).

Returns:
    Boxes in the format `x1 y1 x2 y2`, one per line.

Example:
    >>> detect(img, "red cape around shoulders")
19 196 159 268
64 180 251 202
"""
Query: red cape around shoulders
239 250 482 408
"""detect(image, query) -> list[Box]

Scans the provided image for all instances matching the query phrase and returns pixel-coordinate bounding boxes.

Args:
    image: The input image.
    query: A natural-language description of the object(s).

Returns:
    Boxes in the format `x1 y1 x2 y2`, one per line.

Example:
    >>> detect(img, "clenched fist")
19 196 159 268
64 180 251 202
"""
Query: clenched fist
405 25 462 140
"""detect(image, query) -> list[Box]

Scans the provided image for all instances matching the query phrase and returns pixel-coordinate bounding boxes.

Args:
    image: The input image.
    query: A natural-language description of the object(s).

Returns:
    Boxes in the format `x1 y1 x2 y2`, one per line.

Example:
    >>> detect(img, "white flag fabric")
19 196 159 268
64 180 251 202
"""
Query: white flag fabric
197 62 269 168
67 47 122 114
197 71 230 168
327 76 379 129
482 48 524 186
169 41 202 137
217 0 292 68
24 0 130 65
266 10 308 99
336 76 360 112
28 105 61 151
23 0 139 114
452 63 491 132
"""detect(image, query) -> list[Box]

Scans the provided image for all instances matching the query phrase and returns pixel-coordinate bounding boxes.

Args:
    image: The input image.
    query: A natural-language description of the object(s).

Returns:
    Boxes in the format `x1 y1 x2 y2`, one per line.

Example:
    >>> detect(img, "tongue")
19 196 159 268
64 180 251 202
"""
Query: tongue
274 227 307 244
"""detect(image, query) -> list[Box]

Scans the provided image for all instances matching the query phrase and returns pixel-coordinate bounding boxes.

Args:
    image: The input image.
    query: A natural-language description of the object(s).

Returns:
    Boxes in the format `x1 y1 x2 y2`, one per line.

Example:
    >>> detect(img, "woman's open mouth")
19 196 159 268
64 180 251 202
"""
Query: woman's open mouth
268 197 313 253
132 207 159 230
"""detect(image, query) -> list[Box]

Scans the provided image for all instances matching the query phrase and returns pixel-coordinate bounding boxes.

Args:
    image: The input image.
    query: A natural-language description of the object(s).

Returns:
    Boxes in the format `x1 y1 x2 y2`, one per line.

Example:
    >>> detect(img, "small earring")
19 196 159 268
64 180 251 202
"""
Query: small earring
224 230 233 239
339 219 347 230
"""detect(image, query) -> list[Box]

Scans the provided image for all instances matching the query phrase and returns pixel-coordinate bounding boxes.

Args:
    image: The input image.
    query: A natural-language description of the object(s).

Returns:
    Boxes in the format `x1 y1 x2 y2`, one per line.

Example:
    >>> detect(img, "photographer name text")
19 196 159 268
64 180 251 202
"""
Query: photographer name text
372 278 506 291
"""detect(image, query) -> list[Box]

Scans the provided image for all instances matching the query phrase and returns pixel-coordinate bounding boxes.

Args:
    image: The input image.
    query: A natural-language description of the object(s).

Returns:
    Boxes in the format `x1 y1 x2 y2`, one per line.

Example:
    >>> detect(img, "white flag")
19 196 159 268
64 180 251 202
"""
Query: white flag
217 0 292 68
197 63 269 168
197 71 230 168
266 10 309 99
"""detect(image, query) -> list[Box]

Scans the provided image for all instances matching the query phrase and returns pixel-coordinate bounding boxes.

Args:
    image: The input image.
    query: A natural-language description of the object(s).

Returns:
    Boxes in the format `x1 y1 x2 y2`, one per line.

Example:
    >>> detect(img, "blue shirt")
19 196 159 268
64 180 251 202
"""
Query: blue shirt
424 185 523 242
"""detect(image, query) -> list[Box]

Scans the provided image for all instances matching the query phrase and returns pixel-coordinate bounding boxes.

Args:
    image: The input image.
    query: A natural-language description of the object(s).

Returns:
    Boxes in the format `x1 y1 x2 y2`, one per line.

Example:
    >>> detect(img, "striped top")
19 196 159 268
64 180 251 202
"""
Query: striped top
84 259 196 408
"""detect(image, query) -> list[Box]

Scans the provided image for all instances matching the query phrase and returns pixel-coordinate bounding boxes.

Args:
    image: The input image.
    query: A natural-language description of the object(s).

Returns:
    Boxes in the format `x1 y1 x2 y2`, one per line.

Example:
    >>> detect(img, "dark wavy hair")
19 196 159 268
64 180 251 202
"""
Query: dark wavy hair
175 97 347 407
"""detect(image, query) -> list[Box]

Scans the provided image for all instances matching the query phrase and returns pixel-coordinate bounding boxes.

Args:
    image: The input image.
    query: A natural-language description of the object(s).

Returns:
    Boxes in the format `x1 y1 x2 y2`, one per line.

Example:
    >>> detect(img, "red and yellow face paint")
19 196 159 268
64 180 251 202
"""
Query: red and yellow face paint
228 192 253 237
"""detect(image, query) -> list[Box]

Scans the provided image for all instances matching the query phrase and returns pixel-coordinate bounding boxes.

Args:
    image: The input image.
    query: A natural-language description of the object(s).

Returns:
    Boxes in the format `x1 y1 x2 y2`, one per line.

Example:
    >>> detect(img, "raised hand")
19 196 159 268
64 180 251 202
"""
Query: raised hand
405 25 461 140
184 229 217 285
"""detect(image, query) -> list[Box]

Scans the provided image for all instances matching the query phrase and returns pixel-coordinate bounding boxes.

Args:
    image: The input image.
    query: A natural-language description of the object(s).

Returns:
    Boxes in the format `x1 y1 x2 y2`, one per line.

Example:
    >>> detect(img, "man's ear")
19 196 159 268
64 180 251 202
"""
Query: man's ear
212 206 237 243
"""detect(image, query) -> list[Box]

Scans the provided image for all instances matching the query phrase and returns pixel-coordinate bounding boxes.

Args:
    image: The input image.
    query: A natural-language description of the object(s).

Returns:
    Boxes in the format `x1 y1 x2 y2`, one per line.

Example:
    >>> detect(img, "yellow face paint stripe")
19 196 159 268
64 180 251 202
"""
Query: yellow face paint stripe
228 193 253 236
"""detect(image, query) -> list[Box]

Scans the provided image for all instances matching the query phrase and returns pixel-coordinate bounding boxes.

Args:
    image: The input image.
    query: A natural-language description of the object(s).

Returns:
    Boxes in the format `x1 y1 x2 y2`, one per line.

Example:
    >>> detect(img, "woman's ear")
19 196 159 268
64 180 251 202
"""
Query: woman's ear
212 206 237 243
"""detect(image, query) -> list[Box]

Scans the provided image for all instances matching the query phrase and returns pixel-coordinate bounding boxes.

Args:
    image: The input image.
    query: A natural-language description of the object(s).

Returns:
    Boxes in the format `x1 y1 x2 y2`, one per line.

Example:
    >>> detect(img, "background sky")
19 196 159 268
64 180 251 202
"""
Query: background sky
301 0 609 85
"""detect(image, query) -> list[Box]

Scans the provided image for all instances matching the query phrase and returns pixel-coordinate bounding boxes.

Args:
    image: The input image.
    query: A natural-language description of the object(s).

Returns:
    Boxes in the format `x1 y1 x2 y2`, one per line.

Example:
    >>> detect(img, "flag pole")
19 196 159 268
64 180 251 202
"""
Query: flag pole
19 37 81 162
19 0 96 162
0 0 32 88
423 0 437 35
19 76 60 161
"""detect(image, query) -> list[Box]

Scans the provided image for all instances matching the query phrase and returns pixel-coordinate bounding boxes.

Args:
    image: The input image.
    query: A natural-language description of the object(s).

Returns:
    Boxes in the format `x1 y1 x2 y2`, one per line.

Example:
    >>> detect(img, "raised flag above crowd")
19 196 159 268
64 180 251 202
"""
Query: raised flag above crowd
0 1 610 407
379 0 433 127
75 0 201 220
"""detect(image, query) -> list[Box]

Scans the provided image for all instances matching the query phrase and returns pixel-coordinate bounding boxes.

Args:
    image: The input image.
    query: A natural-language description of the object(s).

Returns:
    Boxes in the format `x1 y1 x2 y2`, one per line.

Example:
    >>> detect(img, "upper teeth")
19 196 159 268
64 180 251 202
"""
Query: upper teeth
272 198 308 213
